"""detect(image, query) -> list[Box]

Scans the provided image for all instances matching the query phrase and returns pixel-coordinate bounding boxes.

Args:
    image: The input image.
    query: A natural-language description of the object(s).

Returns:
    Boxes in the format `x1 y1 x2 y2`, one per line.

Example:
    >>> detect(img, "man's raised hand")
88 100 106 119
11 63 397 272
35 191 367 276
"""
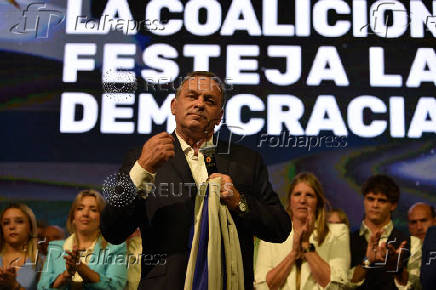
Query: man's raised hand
138 132 175 173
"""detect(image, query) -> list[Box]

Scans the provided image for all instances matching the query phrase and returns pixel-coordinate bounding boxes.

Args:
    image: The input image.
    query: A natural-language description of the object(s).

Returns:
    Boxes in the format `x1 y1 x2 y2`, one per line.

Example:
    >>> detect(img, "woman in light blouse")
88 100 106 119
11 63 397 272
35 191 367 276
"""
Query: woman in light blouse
38 189 127 289
0 203 39 290
327 208 350 228
254 172 350 290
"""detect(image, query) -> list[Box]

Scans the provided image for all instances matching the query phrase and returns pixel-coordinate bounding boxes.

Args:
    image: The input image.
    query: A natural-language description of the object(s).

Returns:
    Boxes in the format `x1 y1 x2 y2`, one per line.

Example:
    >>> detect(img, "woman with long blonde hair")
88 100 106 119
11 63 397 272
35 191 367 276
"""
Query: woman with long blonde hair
255 172 350 289
0 203 39 289
38 189 127 289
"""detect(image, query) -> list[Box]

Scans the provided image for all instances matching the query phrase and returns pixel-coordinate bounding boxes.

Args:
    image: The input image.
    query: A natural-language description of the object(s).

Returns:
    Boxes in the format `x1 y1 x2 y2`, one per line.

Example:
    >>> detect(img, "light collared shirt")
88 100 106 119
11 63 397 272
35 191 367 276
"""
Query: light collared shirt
359 219 394 242
255 223 351 290
129 132 214 193
347 220 422 289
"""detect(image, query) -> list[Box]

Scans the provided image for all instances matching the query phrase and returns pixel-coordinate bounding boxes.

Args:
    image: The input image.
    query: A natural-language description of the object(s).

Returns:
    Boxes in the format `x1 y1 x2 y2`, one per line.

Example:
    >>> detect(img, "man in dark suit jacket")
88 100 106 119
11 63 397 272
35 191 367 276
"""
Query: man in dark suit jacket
348 174 421 290
100 71 292 289
421 225 436 290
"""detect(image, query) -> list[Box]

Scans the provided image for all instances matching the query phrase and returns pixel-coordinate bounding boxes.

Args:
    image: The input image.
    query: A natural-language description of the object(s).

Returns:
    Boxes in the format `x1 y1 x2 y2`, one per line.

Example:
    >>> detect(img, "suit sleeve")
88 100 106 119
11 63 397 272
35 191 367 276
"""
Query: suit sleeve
100 148 149 244
237 152 292 243
421 226 436 290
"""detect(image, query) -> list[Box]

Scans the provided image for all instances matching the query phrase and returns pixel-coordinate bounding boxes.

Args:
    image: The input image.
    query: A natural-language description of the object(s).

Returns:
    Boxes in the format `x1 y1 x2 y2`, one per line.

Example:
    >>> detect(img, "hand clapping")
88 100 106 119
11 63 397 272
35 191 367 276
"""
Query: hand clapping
366 230 408 270
301 207 316 243
292 207 316 259
64 246 81 276
381 240 408 271
0 265 19 289
292 228 303 260
366 230 384 263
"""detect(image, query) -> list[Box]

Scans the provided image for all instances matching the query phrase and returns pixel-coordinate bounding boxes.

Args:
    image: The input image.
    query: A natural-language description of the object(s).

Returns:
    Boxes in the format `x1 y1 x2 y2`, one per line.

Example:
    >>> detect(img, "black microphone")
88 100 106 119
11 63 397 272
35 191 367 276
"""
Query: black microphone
200 145 218 175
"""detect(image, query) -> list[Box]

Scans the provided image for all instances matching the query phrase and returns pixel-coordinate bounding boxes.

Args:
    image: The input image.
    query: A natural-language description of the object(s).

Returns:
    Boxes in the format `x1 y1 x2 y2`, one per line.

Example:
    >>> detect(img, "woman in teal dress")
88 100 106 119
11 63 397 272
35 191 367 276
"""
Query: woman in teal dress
38 189 127 290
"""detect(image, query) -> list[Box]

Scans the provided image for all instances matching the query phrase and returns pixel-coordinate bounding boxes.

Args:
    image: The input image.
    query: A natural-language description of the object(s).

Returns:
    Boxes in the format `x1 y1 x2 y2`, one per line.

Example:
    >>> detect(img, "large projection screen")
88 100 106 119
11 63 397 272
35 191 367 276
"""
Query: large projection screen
1 0 435 230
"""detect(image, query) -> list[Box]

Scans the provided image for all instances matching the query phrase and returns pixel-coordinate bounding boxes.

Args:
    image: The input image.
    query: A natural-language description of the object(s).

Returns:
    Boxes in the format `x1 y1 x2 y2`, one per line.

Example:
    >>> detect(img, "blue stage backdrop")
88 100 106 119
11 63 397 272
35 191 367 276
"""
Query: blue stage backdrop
1 0 435 232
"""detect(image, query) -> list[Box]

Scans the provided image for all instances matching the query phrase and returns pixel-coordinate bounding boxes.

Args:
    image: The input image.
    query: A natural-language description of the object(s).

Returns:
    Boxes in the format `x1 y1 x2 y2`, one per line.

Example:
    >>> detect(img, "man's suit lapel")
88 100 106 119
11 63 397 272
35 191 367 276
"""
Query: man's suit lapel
214 137 231 175
168 132 195 184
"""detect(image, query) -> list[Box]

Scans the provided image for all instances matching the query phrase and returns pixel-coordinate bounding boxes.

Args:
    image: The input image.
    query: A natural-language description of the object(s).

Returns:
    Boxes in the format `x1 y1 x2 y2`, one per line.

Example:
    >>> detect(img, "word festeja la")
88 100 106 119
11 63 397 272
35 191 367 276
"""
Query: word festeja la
63 44 436 88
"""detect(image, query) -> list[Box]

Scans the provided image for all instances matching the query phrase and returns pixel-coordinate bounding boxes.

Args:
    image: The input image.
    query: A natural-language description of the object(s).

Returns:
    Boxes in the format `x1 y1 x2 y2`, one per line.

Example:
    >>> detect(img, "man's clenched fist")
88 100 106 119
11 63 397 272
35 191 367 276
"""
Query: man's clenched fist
138 132 175 173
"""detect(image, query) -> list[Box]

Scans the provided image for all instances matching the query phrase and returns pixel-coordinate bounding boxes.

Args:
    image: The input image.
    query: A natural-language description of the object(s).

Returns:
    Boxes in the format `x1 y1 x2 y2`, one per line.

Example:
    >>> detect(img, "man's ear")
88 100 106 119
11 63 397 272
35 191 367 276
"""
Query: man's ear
170 98 176 115
390 202 398 212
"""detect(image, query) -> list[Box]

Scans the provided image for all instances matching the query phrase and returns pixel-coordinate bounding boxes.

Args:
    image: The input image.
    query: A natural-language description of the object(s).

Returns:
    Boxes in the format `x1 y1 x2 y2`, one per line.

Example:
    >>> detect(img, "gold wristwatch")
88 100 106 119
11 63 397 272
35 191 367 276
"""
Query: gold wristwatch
237 194 248 214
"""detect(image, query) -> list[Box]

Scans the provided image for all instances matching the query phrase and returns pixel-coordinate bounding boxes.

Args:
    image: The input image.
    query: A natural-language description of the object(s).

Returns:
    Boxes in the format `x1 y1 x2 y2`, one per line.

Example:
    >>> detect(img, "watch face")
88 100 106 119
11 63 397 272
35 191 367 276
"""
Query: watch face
363 259 370 268
239 201 248 212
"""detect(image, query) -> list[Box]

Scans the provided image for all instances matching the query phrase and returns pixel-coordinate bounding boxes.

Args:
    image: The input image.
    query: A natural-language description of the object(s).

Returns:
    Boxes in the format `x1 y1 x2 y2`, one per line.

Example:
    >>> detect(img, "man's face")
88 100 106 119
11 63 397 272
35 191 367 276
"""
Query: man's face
41 226 65 256
408 205 434 241
364 192 397 225
44 226 64 242
171 76 223 139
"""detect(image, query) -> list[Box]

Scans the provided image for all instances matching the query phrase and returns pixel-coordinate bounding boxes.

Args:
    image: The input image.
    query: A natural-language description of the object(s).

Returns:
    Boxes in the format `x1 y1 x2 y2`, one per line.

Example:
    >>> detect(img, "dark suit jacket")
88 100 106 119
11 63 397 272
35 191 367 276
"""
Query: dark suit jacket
421 226 436 290
350 227 410 290
100 135 292 290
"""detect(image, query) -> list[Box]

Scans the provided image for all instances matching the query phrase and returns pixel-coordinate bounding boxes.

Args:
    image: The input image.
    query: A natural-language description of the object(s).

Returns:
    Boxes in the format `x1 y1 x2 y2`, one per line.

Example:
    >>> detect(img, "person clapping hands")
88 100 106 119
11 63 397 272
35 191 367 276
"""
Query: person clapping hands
38 190 127 289
255 172 351 290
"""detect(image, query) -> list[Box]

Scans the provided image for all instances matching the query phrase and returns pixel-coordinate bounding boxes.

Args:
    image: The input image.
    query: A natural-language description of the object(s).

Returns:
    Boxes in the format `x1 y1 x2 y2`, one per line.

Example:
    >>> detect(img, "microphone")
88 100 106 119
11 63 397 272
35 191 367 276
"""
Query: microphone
200 145 218 175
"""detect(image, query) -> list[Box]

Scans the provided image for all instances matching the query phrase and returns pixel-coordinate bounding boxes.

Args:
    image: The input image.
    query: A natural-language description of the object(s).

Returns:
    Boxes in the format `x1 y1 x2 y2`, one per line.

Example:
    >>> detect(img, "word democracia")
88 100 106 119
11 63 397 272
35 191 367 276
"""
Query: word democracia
59 93 434 138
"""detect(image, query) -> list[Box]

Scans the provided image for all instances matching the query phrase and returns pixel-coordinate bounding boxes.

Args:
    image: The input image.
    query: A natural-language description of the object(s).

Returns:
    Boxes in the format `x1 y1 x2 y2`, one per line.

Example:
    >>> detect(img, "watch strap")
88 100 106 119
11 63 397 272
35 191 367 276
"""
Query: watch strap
302 243 316 253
